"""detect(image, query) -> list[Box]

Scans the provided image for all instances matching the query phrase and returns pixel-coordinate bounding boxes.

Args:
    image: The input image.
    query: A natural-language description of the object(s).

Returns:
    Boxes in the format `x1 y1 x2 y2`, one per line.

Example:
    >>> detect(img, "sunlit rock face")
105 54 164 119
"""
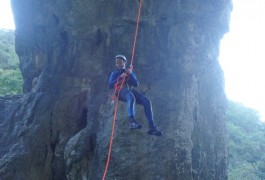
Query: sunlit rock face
0 0 232 179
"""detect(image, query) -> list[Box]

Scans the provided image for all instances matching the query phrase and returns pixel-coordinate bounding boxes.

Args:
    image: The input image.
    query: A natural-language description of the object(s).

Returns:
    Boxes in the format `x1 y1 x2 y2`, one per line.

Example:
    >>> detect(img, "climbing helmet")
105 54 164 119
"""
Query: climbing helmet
115 55 127 62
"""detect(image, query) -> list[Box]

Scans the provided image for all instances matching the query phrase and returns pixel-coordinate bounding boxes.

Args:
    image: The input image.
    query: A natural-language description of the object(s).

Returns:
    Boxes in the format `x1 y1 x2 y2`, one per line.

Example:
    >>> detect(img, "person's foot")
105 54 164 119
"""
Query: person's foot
147 126 163 136
129 121 142 129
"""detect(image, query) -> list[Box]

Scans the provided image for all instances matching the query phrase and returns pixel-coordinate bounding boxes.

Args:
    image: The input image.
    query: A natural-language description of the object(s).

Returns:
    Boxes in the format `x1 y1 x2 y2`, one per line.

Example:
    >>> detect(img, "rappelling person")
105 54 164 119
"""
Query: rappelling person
108 55 162 136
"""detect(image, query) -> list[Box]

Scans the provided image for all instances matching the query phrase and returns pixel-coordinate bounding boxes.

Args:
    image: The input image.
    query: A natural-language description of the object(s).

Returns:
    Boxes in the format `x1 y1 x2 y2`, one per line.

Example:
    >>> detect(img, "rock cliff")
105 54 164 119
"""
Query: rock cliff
0 0 232 179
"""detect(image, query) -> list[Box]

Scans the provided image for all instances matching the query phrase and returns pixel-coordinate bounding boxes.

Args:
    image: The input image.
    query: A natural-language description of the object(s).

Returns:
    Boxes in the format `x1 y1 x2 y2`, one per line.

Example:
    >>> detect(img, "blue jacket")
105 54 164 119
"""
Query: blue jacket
108 68 139 89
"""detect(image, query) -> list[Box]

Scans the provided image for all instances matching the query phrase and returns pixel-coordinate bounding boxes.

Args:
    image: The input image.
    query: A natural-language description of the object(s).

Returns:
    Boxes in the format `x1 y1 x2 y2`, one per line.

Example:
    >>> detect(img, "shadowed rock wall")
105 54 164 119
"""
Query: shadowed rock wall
0 0 232 179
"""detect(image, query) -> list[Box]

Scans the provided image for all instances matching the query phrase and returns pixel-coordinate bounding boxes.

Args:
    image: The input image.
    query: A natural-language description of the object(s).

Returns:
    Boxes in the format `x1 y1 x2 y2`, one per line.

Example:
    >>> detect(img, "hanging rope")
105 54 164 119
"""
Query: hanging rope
130 0 143 69
102 0 143 179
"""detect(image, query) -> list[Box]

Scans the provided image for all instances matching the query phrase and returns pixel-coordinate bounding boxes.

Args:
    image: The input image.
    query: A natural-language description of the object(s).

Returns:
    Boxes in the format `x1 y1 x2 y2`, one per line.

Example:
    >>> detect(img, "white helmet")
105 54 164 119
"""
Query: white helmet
115 55 127 62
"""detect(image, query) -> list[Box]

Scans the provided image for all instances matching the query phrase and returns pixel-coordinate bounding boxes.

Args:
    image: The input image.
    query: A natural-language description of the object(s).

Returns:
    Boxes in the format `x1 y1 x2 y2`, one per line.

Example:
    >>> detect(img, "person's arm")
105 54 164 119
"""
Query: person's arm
126 69 139 87
109 72 119 89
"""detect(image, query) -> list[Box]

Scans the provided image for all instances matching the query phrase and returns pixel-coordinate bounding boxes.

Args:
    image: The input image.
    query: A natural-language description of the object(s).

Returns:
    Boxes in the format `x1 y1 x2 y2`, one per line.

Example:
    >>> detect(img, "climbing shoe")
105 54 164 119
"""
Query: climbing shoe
147 126 163 136
129 121 142 129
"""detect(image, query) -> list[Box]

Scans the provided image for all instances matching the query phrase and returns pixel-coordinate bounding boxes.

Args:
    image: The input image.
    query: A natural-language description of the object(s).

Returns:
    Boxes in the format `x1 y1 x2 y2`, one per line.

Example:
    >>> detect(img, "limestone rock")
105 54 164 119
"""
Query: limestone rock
0 0 232 179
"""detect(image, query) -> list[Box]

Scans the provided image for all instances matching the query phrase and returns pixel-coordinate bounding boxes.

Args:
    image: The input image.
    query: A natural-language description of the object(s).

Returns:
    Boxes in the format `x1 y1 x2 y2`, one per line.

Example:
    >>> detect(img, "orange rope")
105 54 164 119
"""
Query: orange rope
130 0 143 69
102 76 126 180
102 0 143 179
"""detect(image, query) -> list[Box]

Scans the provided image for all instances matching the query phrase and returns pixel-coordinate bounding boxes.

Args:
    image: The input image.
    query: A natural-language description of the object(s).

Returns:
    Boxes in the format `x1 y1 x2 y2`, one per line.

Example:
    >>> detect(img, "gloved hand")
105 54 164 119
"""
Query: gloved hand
120 73 127 78
126 68 132 75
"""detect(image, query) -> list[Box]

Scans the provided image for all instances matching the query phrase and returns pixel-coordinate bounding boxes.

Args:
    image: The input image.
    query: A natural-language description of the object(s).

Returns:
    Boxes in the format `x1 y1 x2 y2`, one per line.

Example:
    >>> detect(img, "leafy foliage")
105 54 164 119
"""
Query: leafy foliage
0 68 23 95
227 101 265 180
0 29 23 95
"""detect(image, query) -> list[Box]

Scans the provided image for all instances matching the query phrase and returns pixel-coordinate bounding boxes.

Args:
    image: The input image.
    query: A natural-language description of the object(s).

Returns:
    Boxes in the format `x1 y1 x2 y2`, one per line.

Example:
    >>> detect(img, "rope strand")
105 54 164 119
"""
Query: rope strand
102 0 143 179
130 0 143 68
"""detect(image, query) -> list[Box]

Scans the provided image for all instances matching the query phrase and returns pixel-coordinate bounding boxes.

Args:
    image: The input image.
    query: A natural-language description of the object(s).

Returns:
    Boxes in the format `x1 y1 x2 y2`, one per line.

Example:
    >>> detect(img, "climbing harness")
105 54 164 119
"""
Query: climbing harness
102 0 143 179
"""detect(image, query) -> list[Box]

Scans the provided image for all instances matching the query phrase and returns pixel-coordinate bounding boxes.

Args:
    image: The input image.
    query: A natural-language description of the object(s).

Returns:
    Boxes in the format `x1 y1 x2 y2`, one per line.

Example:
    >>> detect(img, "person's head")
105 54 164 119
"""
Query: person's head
115 55 127 69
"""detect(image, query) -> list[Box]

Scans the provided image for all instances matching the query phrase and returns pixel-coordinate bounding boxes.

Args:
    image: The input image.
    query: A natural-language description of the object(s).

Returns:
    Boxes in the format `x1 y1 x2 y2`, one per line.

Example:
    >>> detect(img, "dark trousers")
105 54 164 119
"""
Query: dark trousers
118 87 155 128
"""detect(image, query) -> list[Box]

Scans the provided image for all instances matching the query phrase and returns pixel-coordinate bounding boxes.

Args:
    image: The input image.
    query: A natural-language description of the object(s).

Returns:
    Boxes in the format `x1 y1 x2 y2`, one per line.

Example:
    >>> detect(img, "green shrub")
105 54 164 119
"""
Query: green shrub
0 29 23 96
227 101 265 180
0 68 23 95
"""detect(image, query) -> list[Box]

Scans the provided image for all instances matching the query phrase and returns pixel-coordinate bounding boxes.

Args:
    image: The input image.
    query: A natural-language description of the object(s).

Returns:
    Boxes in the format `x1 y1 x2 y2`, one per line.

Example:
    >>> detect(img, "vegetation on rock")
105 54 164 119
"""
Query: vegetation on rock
0 29 23 95
227 101 265 180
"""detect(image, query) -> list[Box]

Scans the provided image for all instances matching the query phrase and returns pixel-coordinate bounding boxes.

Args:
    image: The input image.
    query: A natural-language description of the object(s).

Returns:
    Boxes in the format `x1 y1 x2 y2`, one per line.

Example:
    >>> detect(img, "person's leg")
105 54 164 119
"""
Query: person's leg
132 89 162 136
132 89 155 128
118 88 141 129
119 88 135 119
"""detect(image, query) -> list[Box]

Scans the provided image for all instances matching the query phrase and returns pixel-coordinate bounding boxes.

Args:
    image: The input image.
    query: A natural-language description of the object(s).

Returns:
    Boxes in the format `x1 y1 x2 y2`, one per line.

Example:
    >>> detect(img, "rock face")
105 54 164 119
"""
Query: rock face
0 0 232 179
